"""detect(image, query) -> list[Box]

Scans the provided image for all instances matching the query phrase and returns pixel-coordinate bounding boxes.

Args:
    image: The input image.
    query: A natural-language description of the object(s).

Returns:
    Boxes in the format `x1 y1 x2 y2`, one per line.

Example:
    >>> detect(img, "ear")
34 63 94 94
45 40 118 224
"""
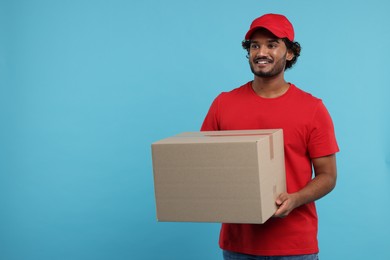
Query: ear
286 50 294 61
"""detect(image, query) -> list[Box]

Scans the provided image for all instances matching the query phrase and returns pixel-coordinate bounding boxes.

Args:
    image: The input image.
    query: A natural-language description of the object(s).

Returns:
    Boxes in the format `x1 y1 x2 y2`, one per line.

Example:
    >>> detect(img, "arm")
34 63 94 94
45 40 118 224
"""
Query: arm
274 154 337 218
200 96 220 131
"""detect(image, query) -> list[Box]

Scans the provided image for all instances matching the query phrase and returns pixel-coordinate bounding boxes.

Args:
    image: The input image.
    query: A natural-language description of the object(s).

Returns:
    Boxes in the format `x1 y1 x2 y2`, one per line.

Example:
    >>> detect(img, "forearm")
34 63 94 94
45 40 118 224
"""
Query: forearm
274 154 337 217
293 170 336 207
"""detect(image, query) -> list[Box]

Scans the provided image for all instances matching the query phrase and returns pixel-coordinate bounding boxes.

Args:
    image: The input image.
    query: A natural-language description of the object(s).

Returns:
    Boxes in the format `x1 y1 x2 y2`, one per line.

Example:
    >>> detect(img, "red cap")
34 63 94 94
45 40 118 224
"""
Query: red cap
244 13 294 41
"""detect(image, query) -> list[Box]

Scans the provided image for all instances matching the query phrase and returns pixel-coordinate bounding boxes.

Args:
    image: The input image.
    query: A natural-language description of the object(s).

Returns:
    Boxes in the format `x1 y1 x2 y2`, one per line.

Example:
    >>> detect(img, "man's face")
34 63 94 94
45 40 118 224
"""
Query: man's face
248 29 293 78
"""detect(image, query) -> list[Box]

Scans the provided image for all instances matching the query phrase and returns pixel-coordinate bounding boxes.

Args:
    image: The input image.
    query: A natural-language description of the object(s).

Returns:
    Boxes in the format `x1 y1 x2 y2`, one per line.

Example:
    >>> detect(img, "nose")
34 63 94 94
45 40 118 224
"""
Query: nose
254 45 268 57
251 45 269 59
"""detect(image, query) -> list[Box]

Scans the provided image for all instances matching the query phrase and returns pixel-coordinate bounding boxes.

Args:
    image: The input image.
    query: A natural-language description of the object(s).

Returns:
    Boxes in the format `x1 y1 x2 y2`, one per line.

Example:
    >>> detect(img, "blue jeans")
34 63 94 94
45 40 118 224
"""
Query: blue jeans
223 250 319 260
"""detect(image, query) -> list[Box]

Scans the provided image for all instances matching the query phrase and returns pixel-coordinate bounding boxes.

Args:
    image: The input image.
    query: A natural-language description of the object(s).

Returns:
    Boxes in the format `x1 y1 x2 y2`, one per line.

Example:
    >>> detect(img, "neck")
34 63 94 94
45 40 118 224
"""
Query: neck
252 74 290 98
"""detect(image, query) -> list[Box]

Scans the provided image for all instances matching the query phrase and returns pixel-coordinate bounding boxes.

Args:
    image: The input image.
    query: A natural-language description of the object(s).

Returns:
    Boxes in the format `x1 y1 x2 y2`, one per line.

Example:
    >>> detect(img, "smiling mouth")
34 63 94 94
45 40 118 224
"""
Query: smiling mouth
254 58 272 65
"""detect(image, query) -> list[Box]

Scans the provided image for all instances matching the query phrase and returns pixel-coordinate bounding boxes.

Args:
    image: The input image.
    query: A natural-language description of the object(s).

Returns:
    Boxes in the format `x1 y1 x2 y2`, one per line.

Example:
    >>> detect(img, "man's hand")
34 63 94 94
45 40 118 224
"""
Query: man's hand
274 192 300 218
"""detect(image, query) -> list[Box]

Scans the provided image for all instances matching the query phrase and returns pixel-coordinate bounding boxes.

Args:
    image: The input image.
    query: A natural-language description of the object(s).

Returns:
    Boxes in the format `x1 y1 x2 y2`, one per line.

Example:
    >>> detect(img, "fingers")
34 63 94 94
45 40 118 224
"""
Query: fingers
274 193 294 218
276 192 288 206
274 201 288 218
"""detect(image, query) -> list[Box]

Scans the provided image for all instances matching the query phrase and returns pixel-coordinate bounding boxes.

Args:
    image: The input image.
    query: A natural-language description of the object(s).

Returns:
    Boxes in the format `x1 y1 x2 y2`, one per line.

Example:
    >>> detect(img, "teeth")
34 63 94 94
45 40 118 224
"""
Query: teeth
256 60 269 64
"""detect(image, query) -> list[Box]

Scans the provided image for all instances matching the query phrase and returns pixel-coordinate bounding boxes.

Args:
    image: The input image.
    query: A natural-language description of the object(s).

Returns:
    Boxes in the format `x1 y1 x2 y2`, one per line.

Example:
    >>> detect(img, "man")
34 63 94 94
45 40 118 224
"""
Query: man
201 14 339 260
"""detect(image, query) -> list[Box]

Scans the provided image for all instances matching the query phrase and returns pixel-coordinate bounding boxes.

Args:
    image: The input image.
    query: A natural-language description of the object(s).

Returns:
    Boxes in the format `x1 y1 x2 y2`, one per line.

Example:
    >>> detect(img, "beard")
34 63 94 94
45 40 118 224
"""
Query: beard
249 53 287 78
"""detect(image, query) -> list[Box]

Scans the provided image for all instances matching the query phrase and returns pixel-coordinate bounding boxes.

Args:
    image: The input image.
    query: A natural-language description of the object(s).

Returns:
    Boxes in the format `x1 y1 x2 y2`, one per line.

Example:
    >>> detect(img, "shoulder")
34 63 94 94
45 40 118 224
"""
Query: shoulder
289 84 323 107
290 84 321 101
217 82 252 100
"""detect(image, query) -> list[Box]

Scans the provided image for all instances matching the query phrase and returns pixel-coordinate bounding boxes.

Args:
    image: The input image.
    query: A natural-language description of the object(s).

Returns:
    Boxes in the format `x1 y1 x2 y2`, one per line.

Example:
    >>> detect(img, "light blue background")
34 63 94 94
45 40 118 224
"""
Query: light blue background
1 0 389 259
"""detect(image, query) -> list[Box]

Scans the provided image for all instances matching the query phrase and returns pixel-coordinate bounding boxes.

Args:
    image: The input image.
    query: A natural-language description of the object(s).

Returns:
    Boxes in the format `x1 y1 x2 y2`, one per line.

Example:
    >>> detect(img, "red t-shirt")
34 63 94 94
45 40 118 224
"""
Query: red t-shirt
201 82 339 256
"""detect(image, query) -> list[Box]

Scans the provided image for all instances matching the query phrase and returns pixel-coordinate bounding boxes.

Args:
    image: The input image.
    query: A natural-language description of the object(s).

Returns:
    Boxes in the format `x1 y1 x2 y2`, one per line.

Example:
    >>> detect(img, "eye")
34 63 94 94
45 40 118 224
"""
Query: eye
250 43 259 50
268 43 278 49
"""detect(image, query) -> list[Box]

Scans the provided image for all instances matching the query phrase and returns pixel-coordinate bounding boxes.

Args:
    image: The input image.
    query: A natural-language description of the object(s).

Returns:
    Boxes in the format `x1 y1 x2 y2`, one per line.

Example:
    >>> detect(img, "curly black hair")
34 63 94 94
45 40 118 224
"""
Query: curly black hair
242 38 301 70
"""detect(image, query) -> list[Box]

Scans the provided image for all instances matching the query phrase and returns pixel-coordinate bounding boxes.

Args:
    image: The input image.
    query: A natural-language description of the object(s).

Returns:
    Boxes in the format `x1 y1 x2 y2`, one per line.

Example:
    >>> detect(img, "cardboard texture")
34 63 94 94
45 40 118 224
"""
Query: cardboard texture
151 129 286 224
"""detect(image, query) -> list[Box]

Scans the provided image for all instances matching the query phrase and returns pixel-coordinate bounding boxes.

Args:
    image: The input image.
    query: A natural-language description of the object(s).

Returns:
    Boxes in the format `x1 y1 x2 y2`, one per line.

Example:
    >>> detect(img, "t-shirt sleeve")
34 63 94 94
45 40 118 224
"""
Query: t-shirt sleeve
308 101 340 158
200 95 221 131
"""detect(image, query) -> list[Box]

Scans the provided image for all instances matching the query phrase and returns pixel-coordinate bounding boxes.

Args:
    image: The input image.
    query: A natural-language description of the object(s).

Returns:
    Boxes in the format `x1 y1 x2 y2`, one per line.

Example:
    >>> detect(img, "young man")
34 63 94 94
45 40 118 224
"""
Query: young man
201 14 339 260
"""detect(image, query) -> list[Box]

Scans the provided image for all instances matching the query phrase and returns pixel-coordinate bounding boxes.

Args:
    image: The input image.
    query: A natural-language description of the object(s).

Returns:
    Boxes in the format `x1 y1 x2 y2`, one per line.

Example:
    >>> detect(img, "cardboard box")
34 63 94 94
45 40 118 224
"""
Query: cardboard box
151 129 286 224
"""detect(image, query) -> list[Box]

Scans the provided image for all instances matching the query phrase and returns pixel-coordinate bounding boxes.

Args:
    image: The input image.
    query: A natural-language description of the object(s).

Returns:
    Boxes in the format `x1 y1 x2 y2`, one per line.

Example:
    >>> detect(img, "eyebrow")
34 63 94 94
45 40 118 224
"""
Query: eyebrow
268 39 280 43
250 39 281 44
